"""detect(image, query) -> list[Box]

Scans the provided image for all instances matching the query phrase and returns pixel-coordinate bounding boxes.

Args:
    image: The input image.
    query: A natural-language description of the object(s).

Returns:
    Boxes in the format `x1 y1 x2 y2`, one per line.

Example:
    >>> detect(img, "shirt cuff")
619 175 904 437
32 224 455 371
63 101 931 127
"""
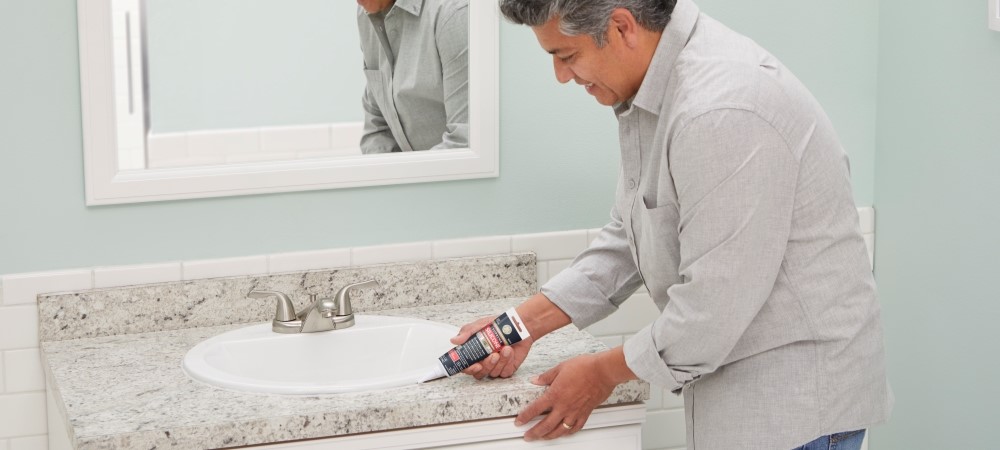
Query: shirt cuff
624 324 696 394
540 266 618 329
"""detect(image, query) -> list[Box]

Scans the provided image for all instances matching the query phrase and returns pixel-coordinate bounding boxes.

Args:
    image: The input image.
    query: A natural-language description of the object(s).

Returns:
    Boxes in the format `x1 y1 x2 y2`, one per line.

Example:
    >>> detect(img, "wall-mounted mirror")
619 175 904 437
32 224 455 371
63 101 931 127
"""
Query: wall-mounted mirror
78 0 498 205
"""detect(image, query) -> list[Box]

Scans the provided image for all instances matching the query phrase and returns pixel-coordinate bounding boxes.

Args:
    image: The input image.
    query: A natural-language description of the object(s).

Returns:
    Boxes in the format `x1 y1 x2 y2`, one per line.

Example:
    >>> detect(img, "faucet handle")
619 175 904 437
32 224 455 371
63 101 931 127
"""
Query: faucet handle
248 290 297 322
334 279 380 316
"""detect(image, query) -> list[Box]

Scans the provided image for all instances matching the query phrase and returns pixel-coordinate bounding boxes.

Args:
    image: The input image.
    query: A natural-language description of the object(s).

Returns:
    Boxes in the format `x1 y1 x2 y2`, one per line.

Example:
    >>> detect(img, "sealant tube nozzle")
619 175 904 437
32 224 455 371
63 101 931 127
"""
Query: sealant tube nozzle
417 361 449 384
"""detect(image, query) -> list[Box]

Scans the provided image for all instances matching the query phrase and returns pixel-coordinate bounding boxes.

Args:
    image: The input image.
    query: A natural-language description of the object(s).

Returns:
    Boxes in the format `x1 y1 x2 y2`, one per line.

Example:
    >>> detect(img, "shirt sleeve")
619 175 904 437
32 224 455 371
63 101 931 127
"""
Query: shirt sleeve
430 2 469 150
541 177 645 328
623 108 799 393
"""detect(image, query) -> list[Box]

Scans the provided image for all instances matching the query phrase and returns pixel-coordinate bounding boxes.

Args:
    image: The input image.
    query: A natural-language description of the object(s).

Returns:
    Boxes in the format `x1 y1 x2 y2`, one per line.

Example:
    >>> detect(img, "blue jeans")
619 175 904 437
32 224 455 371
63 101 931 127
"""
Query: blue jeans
792 430 866 450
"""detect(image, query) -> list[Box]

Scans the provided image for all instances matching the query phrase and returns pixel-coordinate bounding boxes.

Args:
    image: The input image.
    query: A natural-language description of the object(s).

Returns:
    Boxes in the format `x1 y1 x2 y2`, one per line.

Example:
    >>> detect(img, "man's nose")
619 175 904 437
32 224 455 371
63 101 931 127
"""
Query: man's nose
553 58 573 84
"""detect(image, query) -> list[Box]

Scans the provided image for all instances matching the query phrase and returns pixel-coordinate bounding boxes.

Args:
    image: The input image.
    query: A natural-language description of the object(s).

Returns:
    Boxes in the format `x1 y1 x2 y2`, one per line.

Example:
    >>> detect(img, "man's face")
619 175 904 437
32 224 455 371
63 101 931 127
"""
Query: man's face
357 0 395 14
531 16 635 106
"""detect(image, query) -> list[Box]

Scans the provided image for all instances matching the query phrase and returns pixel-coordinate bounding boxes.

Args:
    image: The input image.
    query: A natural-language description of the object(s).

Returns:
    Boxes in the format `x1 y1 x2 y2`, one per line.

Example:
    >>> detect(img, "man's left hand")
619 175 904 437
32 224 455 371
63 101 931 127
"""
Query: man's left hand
514 352 621 441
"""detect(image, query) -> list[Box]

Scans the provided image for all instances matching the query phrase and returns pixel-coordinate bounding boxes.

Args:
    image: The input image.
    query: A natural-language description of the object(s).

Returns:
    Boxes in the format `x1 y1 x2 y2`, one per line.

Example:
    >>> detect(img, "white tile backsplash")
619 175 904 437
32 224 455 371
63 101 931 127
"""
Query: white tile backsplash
182 256 268 280
186 128 259 156
146 123 366 169
267 248 351 274
260 124 331 153
536 262 548 287
329 122 365 151
94 263 181 289
864 233 875 269
224 152 298 164
596 335 623 349
2 349 44 393
587 228 603 245
0 306 39 351
146 133 188 163
512 230 589 260
547 259 574 278
0 353 5 393
0 393 46 439
351 242 433 266
8 435 46 450
584 292 661 337
148 154 227 169
858 207 875 234
432 236 511 259
2 270 92 306
296 149 345 160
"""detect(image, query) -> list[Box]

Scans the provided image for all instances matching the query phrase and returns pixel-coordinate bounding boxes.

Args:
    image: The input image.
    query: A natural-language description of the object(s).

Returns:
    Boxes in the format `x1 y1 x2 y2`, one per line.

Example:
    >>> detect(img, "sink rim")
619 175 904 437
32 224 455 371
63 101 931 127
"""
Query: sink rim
182 314 458 395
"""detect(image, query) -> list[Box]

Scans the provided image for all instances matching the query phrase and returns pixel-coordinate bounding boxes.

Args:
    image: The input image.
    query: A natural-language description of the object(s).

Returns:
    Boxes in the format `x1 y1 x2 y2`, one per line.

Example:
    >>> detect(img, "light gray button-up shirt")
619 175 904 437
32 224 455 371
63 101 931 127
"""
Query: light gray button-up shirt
357 0 468 153
541 1 892 448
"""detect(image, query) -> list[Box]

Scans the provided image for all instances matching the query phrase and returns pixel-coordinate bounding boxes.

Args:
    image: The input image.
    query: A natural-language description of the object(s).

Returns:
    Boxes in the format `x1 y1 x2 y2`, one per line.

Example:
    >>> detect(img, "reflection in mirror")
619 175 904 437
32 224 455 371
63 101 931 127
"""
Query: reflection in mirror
80 0 496 205
115 0 469 170
357 0 469 154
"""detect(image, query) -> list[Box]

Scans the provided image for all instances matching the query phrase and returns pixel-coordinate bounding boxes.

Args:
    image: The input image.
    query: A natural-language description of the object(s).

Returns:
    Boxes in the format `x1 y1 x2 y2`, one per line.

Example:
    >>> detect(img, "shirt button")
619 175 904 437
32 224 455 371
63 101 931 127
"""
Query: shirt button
628 179 636 189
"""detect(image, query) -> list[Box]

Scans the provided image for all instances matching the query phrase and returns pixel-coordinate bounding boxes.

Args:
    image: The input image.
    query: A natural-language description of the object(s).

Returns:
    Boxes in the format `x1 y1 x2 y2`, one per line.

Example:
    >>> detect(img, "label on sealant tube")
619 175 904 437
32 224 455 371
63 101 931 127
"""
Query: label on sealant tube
419 308 530 383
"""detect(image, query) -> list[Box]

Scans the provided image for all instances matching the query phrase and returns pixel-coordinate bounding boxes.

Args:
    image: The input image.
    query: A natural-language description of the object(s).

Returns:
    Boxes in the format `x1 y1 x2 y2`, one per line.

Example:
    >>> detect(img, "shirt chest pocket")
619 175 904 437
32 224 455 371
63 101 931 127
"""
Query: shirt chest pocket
634 199 683 305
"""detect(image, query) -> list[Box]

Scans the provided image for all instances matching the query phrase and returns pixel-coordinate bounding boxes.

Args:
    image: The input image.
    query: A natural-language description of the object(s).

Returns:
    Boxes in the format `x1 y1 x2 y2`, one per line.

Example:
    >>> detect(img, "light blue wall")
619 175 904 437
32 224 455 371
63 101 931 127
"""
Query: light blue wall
873 1 1000 448
0 0 876 276
146 0 365 132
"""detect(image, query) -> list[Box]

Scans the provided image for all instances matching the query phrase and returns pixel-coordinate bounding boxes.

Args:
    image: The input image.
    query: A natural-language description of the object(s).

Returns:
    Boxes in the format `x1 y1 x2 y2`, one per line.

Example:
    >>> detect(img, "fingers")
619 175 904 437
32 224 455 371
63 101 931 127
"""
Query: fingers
540 414 587 441
515 385 555 426
461 349 504 380
460 362 484 378
523 408 565 441
499 348 521 378
476 352 502 380
531 363 560 386
487 346 513 378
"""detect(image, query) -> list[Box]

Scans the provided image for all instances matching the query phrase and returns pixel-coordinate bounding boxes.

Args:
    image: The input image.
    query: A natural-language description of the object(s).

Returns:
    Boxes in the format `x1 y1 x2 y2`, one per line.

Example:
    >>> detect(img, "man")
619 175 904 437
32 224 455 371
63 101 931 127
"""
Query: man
356 0 469 154
449 0 893 448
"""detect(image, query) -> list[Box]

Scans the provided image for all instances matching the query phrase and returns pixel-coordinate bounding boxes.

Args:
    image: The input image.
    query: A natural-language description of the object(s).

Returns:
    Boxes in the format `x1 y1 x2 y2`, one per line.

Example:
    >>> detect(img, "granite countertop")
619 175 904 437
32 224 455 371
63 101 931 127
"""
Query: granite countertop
42 297 650 449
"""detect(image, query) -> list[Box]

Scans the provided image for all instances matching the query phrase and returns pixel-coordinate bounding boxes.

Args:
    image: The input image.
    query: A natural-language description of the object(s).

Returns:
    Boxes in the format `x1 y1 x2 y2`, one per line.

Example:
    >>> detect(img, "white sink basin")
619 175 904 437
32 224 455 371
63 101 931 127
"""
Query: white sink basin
182 315 459 395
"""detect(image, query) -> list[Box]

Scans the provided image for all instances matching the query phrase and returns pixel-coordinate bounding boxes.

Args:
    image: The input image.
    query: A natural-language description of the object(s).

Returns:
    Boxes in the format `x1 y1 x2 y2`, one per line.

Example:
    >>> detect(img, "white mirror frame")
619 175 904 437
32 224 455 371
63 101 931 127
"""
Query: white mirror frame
78 0 499 205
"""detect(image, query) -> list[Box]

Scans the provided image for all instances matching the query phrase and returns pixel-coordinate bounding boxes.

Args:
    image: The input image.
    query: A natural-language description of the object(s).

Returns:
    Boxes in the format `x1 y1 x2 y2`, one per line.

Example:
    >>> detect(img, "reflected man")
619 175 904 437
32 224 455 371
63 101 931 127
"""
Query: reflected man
357 0 469 154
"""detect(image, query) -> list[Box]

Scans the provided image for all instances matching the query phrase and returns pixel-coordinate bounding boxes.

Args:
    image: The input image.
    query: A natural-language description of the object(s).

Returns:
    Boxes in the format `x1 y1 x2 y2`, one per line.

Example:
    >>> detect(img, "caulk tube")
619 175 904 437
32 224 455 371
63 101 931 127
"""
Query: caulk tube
418 308 531 383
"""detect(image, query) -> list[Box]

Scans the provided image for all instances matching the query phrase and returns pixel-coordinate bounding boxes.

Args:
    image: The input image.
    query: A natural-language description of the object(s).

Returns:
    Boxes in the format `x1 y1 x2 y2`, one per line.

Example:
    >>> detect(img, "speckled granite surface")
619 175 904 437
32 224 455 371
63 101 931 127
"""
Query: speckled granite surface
41 298 649 449
38 254 536 342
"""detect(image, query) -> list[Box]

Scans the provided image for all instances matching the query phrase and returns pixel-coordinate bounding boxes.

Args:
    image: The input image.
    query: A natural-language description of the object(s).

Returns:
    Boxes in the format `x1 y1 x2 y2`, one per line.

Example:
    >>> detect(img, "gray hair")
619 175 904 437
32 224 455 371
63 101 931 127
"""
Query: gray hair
499 0 677 47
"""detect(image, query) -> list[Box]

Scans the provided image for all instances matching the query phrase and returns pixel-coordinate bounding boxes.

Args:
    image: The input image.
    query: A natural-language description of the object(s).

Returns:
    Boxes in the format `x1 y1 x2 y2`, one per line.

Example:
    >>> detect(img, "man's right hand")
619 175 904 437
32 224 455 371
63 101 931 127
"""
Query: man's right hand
450 316 534 380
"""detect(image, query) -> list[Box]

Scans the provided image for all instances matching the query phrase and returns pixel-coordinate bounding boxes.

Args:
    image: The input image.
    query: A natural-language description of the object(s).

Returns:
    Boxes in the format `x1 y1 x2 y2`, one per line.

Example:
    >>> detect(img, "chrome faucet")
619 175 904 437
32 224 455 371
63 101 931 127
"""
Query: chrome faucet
248 280 380 334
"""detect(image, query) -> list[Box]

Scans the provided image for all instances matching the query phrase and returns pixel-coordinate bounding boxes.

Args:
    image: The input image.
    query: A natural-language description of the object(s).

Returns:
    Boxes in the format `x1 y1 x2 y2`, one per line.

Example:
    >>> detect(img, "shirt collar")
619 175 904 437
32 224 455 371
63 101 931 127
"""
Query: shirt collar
391 0 424 17
358 0 424 18
631 0 700 114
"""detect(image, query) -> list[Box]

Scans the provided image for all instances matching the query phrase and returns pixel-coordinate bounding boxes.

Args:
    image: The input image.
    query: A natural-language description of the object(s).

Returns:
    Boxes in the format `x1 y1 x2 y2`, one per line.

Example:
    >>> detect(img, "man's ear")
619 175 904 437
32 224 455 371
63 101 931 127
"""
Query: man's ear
608 8 641 48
